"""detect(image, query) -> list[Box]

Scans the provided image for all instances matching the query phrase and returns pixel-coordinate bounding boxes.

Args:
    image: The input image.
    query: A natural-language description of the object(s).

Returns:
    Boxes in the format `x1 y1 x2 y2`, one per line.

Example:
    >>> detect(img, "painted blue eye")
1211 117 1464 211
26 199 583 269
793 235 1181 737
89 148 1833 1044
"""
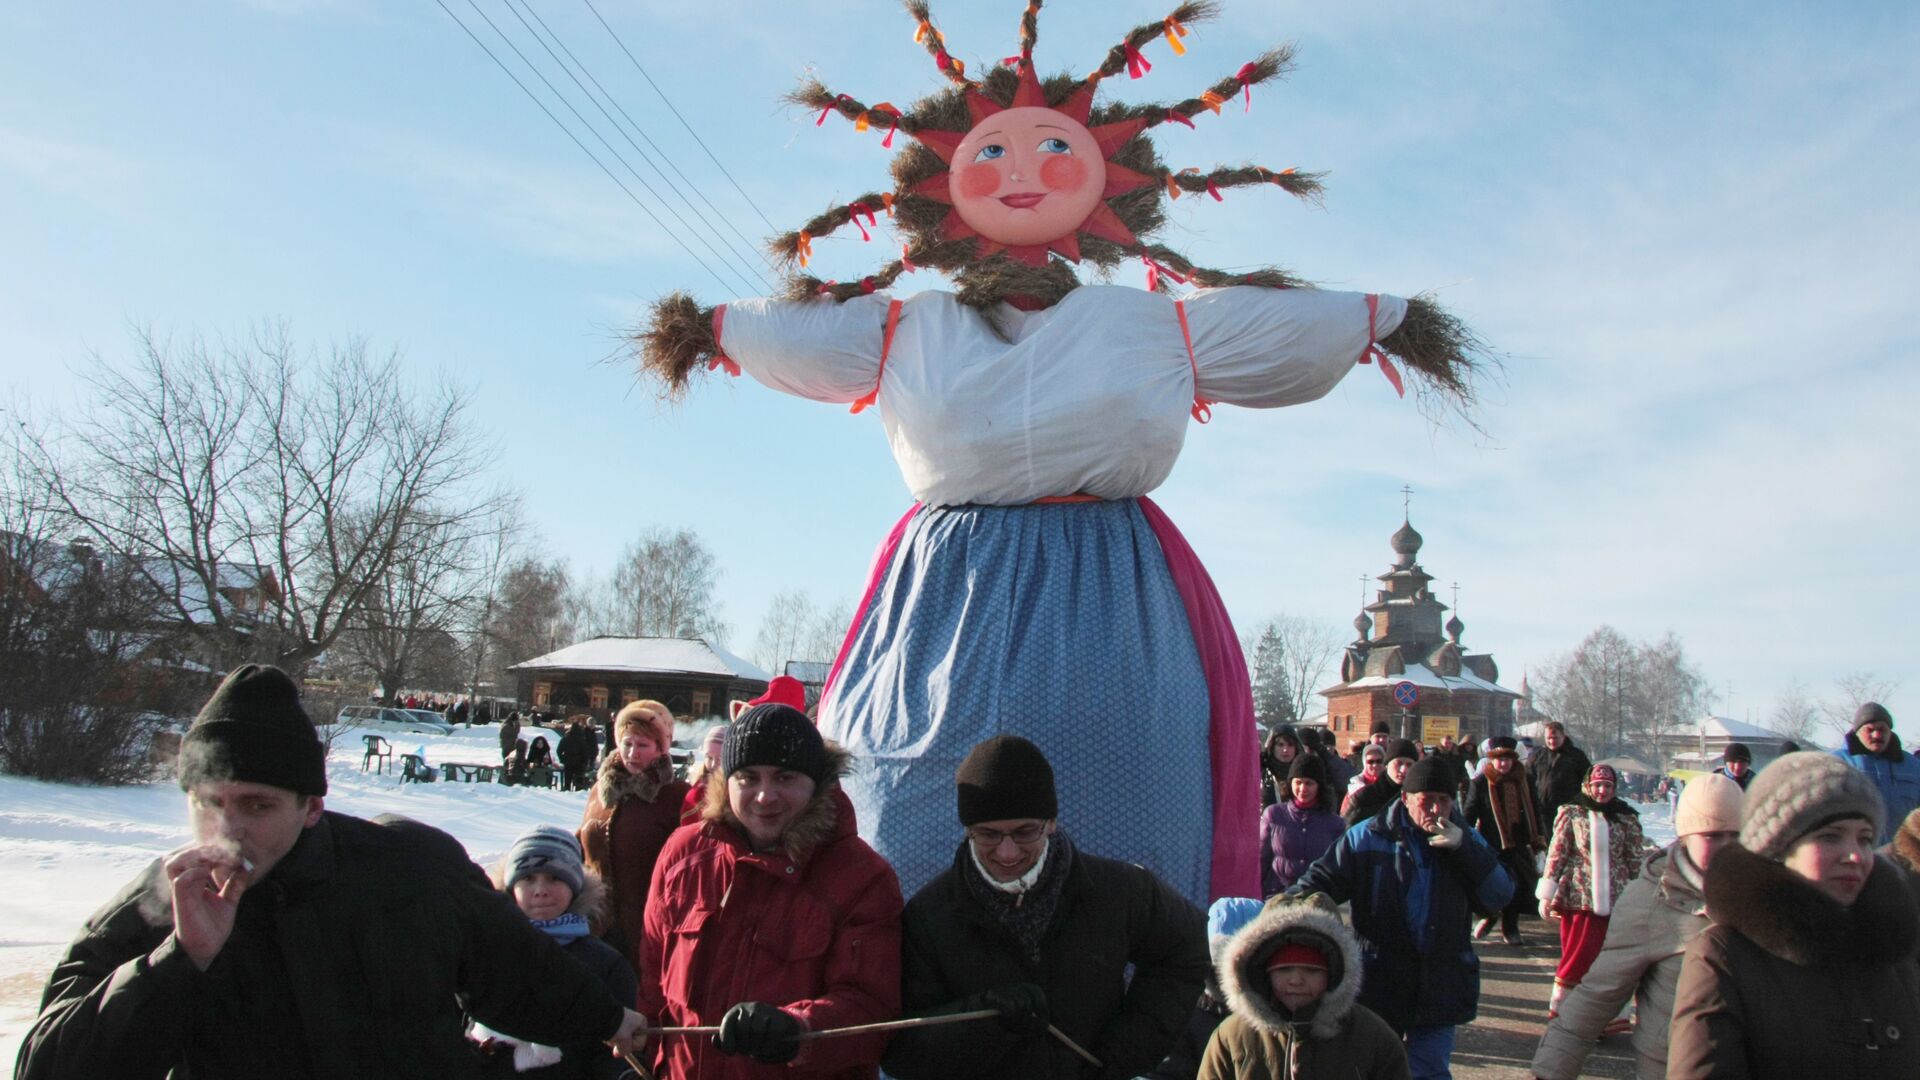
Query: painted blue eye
974 144 1006 161
1038 137 1072 154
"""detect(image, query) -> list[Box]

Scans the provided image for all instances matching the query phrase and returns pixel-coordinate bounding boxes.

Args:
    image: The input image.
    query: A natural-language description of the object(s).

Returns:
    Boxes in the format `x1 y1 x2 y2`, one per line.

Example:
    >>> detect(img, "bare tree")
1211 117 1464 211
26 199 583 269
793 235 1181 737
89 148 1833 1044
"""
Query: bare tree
1536 626 1641 758
752 591 854 673
11 325 492 673
1768 678 1821 744
1242 613 1344 726
1638 632 1707 760
1821 671 1902 742
489 556 573 671
607 527 727 641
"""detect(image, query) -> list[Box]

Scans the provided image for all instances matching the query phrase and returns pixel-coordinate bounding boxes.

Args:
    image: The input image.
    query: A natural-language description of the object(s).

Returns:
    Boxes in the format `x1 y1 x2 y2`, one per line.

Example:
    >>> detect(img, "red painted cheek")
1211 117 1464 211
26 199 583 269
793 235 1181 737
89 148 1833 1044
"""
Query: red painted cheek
1040 155 1088 192
959 163 1001 199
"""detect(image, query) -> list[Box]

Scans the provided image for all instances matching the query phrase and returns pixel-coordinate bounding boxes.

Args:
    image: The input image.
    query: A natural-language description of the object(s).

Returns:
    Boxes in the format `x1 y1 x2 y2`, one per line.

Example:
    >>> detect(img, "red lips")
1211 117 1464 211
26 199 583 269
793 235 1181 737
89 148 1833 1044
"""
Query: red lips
999 192 1047 209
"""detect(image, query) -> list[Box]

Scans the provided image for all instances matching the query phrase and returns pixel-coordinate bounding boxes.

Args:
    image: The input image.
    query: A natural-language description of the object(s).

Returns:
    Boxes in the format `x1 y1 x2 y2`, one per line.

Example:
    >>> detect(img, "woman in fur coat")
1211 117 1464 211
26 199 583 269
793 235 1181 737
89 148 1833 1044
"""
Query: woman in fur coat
576 700 690 967
1668 751 1920 1079
1535 764 1642 1016
473 826 639 1080
1461 736 1544 945
1198 892 1408 1080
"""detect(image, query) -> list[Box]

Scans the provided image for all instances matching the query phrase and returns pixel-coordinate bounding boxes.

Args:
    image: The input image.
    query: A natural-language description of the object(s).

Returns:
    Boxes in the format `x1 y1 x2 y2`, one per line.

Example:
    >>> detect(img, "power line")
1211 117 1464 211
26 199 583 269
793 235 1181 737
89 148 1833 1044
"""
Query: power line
433 0 744 296
511 0 782 284
499 0 774 292
458 0 759 296
580 0 782 235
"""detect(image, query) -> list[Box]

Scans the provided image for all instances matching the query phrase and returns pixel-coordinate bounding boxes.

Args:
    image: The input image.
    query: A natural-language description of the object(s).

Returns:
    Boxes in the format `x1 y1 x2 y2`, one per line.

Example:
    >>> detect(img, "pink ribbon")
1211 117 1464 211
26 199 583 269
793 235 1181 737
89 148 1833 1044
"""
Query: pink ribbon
1236 63 1257 111
900 244 916 272
847 202 877 241
816 94 857 127
1164 109 1195 129
1205 179 1223 201
708 306 740 376
1359 293 1405 398
1125 43 1152 79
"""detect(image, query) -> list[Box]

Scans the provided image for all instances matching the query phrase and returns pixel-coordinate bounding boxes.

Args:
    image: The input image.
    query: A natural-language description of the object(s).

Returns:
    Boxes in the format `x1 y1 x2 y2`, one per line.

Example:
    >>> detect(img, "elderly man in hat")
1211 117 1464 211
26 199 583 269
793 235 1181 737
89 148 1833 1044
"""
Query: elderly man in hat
639 703 902 1079
883 735 1209 1080
1831 701 1920 845
1288 755 1515 1080
16 665 647 1080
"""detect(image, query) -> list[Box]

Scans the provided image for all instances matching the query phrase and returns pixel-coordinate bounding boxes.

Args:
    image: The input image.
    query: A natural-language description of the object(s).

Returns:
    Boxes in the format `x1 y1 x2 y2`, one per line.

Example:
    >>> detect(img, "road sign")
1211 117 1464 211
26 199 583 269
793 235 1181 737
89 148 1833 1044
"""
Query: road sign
1391 681 1420 707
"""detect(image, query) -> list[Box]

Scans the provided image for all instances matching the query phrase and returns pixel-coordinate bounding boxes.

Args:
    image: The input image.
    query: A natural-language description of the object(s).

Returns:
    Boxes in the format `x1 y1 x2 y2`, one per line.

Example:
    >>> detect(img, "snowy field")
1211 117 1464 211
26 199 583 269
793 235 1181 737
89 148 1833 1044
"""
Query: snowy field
0 729 1678 1067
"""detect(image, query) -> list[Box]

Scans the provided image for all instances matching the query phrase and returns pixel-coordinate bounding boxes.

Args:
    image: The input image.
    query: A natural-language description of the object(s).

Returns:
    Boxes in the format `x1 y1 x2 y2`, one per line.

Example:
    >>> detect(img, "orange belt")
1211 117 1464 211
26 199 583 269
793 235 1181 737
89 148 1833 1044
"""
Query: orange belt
1032 493 1102 504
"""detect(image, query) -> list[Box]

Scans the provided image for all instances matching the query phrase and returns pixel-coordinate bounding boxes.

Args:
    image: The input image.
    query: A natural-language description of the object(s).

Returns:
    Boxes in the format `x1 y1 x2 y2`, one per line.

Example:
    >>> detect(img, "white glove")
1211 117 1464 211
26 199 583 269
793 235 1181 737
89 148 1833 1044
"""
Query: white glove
1427 821 1466 849
1539 898 1559 920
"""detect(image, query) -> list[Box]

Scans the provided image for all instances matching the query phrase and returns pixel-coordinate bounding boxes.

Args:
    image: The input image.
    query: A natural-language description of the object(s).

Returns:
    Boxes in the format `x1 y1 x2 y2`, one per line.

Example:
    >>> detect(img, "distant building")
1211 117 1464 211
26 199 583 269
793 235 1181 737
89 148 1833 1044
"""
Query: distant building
509 636 770 724
1318 517 1518 749
1663 714 1794 773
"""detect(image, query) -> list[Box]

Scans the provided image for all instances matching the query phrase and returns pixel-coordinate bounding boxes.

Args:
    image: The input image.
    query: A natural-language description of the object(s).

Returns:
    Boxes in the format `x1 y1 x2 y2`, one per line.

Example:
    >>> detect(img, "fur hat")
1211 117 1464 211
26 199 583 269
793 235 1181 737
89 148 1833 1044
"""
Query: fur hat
1400 755 1455 796
1483 735 1518 758
1384 738 1420 763
1854 702 1894 732
1676 772 1745 837
504 825 585 896
613 700 674 750
723 703 828 785
1219 893 1363 1040
956 735 1058 826
179 665 327 797
1740 751 1885 860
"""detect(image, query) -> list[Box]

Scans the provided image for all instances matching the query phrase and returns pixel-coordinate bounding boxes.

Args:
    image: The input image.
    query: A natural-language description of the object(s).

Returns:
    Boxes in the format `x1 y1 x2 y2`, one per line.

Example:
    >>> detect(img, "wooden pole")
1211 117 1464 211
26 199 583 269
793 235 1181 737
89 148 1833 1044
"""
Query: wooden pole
1048 1023 1103 1068
798 1008 999 1039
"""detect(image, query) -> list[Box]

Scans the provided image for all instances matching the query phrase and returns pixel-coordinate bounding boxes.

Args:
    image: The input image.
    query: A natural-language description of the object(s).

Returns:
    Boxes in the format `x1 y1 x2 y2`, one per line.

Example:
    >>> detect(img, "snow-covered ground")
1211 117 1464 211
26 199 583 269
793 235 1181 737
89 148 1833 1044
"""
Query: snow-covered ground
0 724 592 1066
0 727 1681 1068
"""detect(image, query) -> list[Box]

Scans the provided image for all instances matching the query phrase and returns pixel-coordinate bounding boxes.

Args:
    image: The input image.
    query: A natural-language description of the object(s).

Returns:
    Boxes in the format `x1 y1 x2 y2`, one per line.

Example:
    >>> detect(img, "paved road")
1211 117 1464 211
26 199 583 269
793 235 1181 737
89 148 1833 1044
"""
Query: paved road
1450 932 1637 1079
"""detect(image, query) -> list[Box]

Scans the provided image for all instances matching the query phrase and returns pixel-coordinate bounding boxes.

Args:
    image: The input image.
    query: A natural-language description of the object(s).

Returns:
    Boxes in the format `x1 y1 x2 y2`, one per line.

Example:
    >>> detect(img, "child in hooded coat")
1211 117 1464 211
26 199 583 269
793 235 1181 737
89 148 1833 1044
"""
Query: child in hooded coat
472 825 639 1080
1198 893 1409 1080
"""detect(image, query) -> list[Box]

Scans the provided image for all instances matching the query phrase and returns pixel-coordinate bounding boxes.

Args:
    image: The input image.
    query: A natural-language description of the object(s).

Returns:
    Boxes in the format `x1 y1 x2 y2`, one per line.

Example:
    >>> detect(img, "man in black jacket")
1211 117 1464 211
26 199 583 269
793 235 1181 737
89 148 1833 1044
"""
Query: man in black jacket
16 665 646 1080
1529 720 1593 829
883 736 1209 1080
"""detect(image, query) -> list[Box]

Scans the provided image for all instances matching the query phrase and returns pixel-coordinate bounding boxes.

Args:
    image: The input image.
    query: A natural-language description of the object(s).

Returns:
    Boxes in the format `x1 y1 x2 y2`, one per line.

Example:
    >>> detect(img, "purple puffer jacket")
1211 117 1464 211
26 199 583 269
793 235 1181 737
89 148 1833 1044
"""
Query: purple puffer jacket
1259 799 1348 897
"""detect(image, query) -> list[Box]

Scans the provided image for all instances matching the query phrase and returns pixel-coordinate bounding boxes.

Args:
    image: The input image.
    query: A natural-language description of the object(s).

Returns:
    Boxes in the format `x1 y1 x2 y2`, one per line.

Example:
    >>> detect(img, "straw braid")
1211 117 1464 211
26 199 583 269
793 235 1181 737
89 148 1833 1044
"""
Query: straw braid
634 292 720 397
786 82 921 136
904 1 972 86
1017 0 1042 65
771 193 898 267
1085 1 1219 86
786 258 913 302
1161 163 1325 205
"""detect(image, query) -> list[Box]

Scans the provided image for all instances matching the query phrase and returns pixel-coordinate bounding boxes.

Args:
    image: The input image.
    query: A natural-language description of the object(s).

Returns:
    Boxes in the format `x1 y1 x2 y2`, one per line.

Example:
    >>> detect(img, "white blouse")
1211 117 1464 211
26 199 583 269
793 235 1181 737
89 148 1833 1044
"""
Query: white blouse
717 284 1405 507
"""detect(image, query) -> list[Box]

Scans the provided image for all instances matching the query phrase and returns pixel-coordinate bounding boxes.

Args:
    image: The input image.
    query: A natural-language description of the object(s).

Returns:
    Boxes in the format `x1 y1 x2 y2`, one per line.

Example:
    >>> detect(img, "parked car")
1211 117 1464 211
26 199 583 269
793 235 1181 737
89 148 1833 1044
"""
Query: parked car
401 708 460 732
333 704 454 735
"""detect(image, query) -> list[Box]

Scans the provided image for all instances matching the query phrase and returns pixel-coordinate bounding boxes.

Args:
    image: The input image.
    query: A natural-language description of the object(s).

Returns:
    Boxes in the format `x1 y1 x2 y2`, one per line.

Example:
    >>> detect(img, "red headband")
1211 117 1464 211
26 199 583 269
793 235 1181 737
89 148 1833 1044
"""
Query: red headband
1266 942 1327 970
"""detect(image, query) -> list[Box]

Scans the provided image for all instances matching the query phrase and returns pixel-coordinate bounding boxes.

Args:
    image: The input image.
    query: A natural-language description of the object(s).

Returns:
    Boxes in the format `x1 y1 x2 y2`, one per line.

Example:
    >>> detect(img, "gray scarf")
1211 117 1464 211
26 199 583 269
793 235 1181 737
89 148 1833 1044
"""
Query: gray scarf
961 829 1076 964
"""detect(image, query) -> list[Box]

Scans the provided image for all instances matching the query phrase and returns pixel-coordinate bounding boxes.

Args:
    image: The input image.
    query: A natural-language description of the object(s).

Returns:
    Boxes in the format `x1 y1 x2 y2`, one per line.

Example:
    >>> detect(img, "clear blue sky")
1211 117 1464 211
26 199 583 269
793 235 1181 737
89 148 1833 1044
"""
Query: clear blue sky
3 1 1915 732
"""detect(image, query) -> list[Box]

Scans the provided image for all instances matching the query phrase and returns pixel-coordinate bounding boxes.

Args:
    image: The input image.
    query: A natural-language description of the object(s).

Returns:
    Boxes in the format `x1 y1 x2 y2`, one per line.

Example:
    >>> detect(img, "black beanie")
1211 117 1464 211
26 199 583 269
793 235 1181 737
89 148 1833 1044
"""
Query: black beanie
1400 756 1456 796
723 703 828 784
178 665 328 797
1385 738 1420 763
1286 753 1327 786
956 735 1057 826
1369 720 1392 736
1854 702 1894 732
1298 727 1322 751
1722 741 1752 764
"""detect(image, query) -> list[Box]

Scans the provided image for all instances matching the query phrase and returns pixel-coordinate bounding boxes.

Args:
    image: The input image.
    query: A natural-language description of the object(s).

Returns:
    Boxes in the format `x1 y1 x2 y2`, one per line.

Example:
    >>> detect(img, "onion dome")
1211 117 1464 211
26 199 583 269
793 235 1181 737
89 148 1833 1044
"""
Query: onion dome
1445 613 1464 643
1353 611 1373 639
1390 520 1423 557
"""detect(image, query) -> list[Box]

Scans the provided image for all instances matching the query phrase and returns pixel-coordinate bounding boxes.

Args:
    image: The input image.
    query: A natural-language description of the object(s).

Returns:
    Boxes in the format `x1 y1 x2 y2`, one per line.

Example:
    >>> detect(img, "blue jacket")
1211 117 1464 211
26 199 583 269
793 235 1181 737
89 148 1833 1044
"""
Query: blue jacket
1833 732 1920 844
1286 800 1514 1031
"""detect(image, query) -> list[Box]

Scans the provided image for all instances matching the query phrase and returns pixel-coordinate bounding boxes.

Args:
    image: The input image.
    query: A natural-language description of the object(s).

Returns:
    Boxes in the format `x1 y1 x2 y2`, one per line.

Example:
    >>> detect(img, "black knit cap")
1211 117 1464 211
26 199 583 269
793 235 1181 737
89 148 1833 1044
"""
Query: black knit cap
1399 755 1456 796
722 703 828 784
1286 752 1327 786
956 735 1058 826
178 664 328 797
1369 720 1392 736
1722 741 1752 764
1384 738 1420 763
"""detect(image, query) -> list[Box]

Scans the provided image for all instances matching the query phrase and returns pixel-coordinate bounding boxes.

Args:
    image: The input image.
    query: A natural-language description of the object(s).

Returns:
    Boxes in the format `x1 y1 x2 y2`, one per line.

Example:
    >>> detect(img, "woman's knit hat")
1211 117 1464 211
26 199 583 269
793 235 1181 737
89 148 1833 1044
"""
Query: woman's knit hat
1739 751 1884 859
1286 752 1328 787
1675 772 1744 837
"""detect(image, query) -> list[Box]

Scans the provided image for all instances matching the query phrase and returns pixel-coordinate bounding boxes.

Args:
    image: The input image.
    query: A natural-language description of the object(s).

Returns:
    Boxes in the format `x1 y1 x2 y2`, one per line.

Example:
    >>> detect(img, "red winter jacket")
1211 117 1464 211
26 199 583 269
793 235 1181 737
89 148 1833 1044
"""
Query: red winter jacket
639 765 902 1080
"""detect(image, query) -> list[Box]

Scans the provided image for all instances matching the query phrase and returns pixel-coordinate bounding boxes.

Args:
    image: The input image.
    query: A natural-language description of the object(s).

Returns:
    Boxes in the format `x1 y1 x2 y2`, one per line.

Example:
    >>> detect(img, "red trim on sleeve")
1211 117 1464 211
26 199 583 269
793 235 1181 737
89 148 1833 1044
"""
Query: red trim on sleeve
1175 300 1212 423
707 304 740 376
849 299 904 414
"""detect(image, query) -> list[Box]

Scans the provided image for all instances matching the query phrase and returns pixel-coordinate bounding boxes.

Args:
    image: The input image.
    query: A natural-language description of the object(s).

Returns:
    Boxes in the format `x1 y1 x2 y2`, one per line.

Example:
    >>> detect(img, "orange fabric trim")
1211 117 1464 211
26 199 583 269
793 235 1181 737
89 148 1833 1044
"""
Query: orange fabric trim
850 299 904 414
1175 300 1212 423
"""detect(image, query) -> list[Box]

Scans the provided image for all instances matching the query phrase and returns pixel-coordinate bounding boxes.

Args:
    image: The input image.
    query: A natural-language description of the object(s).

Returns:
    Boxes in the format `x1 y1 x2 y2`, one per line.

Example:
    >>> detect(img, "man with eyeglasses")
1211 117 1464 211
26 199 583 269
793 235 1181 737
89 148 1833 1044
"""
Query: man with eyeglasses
883 736 1208 1079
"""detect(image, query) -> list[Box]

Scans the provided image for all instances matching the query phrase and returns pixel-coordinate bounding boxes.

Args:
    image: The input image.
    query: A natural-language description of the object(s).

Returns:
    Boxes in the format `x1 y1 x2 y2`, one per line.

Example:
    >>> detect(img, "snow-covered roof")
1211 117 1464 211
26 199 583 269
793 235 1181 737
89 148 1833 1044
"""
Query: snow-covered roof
1326 662 1517 699
509 637 772 682
1692 714 1780 740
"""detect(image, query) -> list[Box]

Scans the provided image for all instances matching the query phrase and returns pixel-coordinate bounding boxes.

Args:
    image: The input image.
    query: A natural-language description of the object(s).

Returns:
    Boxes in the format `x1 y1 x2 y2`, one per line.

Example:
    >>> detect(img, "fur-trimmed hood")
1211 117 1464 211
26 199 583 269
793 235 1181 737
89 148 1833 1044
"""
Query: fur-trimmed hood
1704 842 1920 967
1218 895 1364 1041
1887 808 1920 873
592 750 675 807
699 742 856 864
487 859 610 923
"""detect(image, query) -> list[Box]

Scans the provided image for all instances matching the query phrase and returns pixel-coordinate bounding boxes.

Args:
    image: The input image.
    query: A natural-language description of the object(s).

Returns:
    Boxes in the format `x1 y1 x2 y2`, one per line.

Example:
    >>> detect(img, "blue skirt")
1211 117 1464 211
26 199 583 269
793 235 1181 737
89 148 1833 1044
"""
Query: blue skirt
821 499 1215 905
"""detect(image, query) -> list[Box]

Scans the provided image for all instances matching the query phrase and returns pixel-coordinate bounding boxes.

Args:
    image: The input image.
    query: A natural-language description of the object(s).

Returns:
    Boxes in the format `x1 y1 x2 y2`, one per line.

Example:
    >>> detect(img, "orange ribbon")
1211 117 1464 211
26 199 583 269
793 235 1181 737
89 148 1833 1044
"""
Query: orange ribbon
1164 16 1189 55
795 231 813 267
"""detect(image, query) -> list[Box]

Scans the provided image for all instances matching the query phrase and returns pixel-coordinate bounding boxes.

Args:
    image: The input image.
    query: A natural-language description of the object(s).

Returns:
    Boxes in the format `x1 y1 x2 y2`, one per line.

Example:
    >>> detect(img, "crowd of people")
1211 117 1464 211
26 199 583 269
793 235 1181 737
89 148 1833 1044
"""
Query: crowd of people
15 667 1920 1080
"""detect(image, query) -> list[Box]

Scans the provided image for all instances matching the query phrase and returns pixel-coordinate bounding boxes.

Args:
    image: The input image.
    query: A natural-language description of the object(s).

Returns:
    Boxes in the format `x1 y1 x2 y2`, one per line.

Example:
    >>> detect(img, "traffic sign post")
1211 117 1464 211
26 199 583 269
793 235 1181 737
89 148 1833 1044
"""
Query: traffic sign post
1391 681 1420 708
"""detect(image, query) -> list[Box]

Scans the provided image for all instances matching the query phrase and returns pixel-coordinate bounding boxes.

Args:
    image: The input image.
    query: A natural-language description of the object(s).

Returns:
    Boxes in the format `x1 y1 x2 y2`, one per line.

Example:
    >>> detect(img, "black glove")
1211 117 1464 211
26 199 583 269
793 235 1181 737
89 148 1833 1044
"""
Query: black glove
972 983 1049 1035
714 1001 803 1063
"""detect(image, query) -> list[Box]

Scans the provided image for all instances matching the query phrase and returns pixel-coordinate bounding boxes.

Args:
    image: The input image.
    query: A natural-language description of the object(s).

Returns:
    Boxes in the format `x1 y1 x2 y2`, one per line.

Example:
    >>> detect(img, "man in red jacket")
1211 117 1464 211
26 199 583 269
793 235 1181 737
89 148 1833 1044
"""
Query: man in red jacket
639 702 903 1079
